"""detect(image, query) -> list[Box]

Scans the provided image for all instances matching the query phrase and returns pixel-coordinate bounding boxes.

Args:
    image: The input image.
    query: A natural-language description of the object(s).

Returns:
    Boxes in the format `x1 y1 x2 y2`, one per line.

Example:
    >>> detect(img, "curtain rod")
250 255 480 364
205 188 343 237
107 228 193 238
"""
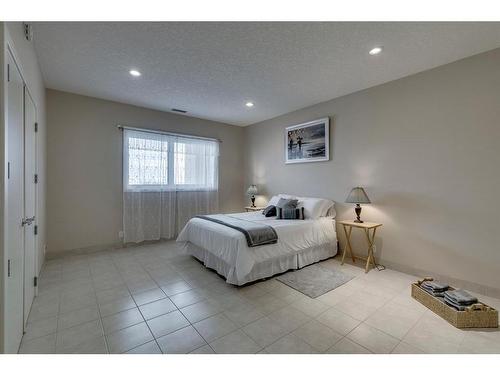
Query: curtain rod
117 125 222 143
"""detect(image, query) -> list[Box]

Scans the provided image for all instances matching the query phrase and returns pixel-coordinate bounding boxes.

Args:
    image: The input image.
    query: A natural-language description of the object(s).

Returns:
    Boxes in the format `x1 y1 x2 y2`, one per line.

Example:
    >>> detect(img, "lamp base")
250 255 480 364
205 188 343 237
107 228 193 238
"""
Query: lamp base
354 204 363 223
251 196 256 208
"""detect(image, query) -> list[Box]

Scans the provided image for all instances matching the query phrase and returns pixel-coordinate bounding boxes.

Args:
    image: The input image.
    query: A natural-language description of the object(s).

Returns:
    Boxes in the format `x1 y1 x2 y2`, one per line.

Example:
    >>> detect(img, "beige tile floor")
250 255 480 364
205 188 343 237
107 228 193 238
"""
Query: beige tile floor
19 240 500 354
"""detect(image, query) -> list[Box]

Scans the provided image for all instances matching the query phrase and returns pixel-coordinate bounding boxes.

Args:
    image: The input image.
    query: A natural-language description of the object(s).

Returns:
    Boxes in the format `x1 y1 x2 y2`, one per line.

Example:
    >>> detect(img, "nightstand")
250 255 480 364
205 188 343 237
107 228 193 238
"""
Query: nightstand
338 220 382 273
245 206 265 212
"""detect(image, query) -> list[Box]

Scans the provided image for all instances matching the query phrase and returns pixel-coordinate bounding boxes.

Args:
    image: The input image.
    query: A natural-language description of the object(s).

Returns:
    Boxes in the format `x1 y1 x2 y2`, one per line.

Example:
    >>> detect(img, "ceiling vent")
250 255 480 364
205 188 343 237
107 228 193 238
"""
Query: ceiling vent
23 23 33 42
172 108 187 114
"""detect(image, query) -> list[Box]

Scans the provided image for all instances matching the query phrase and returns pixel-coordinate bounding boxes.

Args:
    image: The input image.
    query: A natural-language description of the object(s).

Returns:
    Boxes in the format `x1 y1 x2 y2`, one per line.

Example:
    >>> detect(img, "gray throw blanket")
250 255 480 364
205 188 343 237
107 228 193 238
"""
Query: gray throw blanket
196 214 278 247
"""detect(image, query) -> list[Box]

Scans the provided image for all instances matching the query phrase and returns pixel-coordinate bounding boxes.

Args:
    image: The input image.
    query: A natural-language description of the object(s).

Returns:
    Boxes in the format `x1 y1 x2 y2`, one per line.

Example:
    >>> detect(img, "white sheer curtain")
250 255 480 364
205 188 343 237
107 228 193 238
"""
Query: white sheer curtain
123 129 219 243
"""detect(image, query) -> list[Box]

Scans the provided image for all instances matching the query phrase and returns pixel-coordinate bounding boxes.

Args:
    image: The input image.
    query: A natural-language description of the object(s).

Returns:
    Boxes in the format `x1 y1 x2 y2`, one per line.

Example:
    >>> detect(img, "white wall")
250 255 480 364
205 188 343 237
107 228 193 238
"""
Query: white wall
244 48 500 296
0 22 47 353
46 89 245 256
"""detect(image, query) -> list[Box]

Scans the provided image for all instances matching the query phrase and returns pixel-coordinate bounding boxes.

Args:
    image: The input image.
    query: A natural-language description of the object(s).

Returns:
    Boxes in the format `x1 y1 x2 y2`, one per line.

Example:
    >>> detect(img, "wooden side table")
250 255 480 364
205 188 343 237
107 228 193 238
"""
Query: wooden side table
338 220 382 273
245 206 265 212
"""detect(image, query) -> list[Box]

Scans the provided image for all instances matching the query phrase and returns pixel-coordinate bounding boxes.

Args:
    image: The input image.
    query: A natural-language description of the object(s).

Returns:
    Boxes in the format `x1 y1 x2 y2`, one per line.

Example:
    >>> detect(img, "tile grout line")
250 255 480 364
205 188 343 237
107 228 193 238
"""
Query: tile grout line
56 259 91 353
109 252 155 354
60 258 102 353
56 260 92 351
90 263 113 354
163 265 229 353
25 258 351 353
115 252 211 354
23 243 500 354
325 272 425 353
26 268 293 353
172 301 211 353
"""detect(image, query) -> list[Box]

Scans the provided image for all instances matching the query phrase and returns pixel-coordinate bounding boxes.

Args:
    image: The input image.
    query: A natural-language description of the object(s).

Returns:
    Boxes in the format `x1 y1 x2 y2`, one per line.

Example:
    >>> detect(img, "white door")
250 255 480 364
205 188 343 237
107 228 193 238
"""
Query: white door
5 51 25 353
23 88 37 325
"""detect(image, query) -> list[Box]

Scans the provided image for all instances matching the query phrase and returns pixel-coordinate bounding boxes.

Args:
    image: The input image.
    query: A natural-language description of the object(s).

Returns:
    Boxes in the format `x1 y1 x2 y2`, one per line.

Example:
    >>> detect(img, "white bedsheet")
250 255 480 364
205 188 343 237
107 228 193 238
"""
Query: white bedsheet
176 212 336 284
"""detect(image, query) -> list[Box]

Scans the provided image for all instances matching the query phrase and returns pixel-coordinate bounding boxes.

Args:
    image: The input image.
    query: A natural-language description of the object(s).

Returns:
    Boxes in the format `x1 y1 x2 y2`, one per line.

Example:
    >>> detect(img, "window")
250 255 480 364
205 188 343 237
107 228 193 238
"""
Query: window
123 129 219 192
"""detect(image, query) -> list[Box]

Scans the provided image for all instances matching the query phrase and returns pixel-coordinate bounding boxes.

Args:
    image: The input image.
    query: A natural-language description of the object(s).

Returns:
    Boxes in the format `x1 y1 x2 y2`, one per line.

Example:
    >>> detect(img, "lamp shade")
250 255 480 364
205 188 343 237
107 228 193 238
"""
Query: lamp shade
246 185 258 196
345 187 371 204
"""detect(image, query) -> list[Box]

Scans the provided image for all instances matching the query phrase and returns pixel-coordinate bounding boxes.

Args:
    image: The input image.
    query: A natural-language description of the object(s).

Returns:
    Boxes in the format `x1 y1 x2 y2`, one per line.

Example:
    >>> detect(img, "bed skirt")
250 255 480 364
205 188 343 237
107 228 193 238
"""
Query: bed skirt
182 241 337 286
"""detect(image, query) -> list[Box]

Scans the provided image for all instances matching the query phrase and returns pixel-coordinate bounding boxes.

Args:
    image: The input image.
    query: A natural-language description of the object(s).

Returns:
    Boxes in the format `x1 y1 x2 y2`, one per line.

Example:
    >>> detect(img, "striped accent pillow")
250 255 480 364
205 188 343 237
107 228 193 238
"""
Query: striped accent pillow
277 207 305 220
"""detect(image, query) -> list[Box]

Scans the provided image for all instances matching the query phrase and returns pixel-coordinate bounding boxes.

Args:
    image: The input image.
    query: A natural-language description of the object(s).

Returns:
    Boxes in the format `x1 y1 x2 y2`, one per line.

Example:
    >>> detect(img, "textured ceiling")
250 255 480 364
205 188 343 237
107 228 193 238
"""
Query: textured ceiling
33 22 500 126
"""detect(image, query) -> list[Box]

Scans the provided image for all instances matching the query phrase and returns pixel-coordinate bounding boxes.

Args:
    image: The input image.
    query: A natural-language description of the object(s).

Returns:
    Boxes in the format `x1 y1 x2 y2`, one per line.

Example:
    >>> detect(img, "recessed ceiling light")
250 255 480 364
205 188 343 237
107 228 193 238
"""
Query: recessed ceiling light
129 69 141 77
245 101 254 108
369 47 383 56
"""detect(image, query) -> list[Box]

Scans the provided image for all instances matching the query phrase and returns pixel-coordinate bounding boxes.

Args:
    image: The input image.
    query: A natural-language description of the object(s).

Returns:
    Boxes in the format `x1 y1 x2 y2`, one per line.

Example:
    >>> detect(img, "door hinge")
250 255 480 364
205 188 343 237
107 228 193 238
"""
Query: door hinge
34 174 38 184
34 276 38 287
7 162 10 179
34 225 38 235
24 23 33 42
7 64 10 82
8 259 11 277
35 122 38 132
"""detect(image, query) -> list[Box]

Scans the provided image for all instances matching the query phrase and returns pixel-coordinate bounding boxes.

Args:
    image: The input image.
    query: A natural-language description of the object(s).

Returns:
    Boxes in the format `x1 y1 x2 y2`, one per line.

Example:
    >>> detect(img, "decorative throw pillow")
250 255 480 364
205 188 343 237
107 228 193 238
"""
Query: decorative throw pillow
277 207 305 220
276 198 298 210
262 205 277 217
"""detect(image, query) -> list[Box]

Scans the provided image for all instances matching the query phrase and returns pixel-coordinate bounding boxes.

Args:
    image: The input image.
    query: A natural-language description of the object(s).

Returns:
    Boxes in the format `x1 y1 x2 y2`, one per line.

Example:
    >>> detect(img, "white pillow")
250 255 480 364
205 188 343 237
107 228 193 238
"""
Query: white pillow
322 201 336 217
324 204 336 218
278 193 296 199
268 193 296 206
297 197 335 219
267 195 280 206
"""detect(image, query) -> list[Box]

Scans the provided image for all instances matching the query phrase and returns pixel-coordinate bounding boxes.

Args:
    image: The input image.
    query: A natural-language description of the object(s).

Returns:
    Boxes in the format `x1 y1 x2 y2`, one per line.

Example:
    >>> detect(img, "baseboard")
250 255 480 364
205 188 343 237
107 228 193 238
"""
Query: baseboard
380 258 500 300
45 239 170 260
45 242 122 260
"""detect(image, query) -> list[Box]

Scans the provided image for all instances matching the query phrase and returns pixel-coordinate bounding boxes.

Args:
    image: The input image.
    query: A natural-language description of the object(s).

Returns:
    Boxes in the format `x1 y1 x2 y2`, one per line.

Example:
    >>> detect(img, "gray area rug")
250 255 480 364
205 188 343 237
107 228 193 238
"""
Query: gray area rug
276 264 355 298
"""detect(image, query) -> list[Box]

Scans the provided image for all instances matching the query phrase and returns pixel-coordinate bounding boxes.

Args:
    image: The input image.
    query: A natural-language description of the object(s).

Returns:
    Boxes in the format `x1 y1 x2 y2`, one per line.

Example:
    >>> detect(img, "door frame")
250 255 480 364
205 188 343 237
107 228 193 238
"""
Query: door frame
23 85 38 326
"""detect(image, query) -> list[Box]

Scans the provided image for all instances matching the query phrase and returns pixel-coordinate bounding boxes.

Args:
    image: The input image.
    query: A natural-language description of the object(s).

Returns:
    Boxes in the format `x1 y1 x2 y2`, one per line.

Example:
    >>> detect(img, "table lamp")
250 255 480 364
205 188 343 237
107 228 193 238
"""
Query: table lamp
246 185 258 207
345 187 371 223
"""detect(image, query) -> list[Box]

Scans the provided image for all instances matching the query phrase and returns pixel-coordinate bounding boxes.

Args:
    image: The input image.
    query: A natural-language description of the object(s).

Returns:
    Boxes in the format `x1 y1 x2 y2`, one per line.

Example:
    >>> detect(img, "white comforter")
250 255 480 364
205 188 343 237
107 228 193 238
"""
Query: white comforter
176 212 336 283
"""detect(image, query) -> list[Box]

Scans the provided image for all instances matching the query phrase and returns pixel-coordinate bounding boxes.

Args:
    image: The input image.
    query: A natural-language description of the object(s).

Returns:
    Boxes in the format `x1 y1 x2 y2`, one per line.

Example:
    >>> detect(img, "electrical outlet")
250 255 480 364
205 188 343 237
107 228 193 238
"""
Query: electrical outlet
118 231 124 239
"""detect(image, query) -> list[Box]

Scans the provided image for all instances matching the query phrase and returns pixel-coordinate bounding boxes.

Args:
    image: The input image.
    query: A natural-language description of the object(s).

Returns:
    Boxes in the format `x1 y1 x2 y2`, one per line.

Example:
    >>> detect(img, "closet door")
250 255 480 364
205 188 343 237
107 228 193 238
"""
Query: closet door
23 88 37 325
5 51 25 353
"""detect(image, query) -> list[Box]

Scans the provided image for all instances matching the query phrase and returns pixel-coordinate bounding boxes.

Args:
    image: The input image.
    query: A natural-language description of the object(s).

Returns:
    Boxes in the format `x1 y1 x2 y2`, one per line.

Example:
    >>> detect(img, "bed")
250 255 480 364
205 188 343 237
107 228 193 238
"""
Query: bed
176 195 337 286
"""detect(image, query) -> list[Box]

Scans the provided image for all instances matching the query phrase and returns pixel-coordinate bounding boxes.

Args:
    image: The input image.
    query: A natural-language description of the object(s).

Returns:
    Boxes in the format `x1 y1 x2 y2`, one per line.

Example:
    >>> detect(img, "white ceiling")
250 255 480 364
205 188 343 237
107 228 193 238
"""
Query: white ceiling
33 22 500 126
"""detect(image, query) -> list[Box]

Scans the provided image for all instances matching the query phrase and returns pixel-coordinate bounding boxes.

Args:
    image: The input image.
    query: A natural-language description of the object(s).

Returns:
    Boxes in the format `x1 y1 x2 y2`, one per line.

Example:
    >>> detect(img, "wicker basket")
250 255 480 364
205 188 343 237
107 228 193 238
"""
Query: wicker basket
411 278 498 328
